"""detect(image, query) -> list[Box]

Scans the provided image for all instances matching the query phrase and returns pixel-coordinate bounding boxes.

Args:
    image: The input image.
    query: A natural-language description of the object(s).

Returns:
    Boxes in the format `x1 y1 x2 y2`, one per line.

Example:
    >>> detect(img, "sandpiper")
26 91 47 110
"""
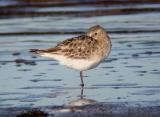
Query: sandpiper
30 25 112 86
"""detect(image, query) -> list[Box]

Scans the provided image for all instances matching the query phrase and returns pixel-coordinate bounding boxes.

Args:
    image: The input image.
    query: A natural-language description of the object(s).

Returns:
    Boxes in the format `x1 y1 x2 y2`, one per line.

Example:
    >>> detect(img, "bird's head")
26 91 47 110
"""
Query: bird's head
86 25 108 40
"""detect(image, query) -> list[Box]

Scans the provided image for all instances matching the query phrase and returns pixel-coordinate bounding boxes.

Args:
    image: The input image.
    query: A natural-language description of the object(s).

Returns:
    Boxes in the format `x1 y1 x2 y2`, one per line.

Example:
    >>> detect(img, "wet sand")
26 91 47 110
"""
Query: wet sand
0 102 160 117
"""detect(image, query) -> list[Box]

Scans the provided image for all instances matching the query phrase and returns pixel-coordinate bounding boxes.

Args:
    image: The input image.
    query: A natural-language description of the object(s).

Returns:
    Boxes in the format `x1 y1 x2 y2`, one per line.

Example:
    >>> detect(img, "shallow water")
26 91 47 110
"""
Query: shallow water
0 0 160 116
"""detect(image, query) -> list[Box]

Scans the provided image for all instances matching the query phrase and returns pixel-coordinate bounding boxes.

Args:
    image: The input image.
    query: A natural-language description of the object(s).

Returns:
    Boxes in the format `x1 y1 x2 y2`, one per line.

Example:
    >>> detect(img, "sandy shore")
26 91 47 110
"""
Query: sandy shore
0 101 160 117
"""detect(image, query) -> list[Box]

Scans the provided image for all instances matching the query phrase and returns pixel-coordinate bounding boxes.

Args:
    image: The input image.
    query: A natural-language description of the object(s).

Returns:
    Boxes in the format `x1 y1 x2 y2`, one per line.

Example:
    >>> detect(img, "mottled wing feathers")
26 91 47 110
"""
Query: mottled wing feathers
30 35 98 59
55 35 98 59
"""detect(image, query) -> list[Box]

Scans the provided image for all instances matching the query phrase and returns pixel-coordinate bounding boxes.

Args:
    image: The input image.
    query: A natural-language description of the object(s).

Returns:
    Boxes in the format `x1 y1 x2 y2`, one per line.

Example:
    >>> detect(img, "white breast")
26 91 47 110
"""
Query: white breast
39 53 104 71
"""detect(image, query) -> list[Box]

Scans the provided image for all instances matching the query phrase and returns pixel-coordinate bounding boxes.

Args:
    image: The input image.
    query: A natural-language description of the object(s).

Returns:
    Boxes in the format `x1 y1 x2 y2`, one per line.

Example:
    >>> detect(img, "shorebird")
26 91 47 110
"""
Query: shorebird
30 25 111 86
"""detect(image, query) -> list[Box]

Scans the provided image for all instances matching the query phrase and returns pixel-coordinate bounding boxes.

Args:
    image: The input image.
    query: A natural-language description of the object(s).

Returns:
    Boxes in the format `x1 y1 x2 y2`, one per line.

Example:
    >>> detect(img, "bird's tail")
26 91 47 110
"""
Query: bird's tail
30 49 46 55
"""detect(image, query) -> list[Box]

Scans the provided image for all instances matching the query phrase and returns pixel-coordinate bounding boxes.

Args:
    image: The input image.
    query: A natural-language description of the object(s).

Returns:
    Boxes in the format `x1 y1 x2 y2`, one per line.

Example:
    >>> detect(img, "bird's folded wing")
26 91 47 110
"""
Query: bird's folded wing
55 35 98 59
30 35 98 59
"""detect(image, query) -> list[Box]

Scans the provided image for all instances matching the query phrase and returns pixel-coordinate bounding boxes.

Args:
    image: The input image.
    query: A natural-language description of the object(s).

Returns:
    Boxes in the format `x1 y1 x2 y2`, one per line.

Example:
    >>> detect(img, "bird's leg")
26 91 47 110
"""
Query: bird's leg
80 85 84 99
80 71 84 87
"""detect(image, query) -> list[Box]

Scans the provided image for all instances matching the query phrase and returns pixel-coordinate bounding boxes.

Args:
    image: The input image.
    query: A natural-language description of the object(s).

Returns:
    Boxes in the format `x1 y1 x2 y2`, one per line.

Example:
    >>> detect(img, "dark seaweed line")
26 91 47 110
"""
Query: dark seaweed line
113 47 160 51
0 7 160 18
0 29 160 36
103 55 160 63
0 59 53 63
91 85 160 89
19 85 160 90
1 0 160 9
60 85 160 89
0 31 83 36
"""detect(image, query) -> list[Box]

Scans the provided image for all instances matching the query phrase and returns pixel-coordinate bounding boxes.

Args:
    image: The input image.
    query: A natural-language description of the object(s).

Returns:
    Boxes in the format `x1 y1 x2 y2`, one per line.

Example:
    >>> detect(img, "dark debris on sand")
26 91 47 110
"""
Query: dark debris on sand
52 103 160 117
0 102 160 117
17 109 48 117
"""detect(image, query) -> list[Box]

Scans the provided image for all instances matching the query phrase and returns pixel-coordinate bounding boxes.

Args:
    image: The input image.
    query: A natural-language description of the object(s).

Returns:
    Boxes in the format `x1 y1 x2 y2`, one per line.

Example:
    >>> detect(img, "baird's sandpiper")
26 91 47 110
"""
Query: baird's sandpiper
30 25 112 86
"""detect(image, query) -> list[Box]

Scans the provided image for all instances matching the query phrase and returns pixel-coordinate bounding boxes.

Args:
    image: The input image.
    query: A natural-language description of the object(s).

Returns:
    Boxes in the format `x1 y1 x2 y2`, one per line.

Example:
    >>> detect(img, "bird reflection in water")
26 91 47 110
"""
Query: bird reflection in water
69 86 96 107
54 86 96 114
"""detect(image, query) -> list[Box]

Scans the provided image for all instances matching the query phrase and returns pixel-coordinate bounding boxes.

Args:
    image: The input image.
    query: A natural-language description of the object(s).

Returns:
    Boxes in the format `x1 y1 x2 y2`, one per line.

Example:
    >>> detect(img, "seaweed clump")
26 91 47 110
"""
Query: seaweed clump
17 109 48 117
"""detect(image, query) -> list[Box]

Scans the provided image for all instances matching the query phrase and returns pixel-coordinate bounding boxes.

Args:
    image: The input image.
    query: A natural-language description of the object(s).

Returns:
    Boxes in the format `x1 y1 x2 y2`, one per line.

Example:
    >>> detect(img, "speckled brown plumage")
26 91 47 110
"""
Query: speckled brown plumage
47 35 99 59
30 25 111 61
